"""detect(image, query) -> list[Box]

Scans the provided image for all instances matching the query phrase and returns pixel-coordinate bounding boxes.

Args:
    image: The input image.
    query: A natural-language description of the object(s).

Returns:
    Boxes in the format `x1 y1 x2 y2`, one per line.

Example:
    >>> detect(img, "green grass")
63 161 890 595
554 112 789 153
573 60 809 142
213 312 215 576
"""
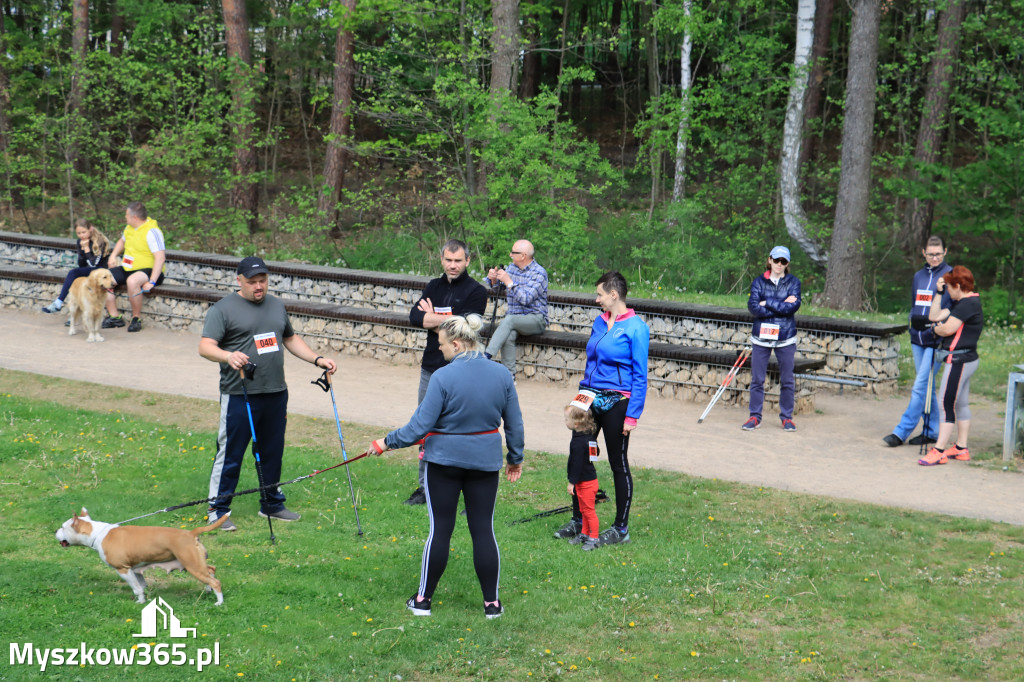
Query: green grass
2 389 1023 681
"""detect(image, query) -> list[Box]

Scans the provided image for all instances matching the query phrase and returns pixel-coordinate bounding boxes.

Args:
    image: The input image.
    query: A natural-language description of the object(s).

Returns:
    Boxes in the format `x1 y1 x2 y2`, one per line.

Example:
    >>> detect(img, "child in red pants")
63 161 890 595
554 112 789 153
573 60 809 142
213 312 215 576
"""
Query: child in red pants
564 404 601 550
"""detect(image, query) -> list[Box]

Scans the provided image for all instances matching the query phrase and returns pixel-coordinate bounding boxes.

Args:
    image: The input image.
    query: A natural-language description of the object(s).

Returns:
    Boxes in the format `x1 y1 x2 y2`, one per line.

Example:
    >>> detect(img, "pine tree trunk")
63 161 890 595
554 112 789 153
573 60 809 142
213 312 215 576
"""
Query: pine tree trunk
801 0 834 166
68 0 88 212
222 0 259 233
319 0 357 238
902 0 967 250
490 0 519 97
823 0 881 310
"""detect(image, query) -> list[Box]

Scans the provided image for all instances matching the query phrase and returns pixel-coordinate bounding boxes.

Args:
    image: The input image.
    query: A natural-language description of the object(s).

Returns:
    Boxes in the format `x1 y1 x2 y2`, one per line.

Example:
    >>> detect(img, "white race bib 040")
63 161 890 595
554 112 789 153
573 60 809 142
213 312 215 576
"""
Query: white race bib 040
915 289 933 308
253 332 280 354
758 323 780 342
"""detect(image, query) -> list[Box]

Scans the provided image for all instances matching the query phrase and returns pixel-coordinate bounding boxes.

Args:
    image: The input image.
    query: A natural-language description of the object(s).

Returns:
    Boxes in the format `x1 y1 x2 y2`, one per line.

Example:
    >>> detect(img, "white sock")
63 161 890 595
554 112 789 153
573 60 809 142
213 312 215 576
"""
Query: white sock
52 299 63 309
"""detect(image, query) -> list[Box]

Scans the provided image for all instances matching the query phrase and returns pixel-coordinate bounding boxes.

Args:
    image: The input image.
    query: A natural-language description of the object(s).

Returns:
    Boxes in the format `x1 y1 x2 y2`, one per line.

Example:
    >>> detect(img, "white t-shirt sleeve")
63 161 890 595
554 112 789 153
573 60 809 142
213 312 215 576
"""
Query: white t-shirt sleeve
146 227 166 253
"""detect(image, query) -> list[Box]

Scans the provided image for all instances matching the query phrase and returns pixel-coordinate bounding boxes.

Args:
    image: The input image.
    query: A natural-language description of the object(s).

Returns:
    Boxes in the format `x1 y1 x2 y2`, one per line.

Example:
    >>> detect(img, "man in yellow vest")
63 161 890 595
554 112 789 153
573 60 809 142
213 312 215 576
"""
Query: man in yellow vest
103 201 167 332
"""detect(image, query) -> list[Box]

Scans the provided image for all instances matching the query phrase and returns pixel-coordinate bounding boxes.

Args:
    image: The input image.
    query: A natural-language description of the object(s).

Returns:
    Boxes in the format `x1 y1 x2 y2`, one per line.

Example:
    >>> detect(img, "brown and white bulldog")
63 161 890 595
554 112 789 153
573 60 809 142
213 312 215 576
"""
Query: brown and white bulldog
55 508 228 605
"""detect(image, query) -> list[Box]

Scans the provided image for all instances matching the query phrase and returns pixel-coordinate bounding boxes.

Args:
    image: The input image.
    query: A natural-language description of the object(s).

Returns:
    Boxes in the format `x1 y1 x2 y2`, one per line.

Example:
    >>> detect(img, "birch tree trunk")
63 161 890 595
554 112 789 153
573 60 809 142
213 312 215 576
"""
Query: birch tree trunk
779 0 827 265
222 0 259 233
822 0 881 310
671 0 692 204
901 0 967 250
318 0 357 237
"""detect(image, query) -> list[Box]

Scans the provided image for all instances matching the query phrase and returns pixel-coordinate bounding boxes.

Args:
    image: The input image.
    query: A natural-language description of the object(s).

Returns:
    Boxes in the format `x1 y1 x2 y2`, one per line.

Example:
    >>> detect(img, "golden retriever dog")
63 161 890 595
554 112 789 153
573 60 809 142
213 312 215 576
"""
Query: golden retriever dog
66 268 115 342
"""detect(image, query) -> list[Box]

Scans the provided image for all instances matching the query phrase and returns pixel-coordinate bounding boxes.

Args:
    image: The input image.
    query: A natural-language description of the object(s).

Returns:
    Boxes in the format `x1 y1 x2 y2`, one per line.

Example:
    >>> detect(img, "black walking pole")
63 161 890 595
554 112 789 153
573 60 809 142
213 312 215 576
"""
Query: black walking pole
240 364 276 545
919 347 939 457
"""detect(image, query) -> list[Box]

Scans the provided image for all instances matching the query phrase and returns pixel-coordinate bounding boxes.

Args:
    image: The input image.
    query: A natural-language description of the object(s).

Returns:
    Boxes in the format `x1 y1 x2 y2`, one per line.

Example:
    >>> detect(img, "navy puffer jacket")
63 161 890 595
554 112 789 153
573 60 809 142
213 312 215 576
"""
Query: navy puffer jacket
747 272 802 344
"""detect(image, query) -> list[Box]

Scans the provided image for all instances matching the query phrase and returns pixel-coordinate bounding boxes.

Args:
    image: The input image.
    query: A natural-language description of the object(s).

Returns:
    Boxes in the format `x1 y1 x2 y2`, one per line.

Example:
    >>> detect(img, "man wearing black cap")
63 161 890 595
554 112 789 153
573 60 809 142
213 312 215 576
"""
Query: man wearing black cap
198 256 338 531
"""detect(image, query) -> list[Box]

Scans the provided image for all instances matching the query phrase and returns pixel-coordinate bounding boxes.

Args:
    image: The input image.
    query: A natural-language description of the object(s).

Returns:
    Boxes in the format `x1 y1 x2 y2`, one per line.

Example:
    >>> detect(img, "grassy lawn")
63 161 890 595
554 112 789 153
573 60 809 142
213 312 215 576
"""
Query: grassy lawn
1 381 1023 681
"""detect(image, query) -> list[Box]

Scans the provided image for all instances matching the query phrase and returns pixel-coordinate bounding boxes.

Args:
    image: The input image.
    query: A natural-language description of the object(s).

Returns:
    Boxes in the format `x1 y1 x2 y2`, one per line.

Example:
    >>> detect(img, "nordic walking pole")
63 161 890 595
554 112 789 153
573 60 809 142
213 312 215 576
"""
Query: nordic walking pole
240 366 276 545
323 371 363 536
698 347 752 423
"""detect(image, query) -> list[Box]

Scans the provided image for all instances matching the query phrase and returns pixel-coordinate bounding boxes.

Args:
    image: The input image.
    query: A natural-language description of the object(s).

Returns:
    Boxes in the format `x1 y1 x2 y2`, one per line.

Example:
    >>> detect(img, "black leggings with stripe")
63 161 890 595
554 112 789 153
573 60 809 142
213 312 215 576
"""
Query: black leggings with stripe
419 462 501 602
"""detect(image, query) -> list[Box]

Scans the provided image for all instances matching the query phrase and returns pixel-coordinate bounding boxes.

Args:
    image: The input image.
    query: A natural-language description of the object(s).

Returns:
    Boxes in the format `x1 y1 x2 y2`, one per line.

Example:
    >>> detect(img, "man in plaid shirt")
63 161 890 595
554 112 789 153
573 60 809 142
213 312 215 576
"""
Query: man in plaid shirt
484 239 549 377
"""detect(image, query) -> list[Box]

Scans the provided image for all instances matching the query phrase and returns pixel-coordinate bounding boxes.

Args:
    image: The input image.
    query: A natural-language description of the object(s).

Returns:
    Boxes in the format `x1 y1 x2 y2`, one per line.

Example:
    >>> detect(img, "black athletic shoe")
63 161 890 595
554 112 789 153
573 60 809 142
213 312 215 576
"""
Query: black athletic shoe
102 315 125 329
403 487 426 505
553 519 582 540
908 434 937 446
882 433 904 447
484 602 504 619
127 317 142 332
407 594 431 616
595 527 631 547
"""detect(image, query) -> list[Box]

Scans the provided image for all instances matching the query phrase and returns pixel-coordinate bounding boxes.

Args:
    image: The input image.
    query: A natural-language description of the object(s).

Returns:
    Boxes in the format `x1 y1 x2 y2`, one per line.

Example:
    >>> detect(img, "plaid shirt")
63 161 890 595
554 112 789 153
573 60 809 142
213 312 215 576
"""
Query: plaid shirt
496 260 548 324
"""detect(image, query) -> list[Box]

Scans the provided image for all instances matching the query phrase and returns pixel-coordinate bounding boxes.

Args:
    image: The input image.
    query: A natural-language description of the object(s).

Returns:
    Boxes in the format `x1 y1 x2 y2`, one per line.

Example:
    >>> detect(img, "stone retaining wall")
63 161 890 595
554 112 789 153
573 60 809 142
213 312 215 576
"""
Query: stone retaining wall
0 235 901 394
0 273 809 413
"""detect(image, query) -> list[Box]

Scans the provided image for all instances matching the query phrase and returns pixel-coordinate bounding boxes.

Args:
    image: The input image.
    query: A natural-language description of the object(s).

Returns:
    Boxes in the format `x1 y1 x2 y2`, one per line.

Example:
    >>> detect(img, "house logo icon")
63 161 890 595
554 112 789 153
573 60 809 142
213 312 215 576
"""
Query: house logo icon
132 597 197 639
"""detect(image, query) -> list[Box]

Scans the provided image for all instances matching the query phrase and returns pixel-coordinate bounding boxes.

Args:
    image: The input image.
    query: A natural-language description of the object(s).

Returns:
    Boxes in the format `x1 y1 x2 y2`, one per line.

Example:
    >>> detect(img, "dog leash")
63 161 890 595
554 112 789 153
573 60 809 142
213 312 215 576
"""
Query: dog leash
111 453 370 526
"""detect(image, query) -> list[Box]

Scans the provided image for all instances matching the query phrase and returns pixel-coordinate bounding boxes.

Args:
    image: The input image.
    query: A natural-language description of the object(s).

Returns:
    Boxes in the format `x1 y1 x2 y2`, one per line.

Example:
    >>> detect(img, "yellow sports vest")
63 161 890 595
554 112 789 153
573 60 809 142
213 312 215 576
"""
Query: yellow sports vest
121 218 162 271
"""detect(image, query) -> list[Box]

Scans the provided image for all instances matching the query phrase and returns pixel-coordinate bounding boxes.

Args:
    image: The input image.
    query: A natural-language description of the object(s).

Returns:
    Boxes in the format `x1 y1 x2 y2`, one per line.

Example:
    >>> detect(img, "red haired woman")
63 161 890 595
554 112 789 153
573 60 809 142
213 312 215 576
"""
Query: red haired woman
919 266 984 466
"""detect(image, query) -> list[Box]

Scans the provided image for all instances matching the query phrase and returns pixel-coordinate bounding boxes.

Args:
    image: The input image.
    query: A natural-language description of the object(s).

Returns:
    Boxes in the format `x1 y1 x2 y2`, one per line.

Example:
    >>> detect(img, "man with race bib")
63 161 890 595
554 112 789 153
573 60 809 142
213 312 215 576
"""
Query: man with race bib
103 201 167 333
199 256 338 531
401 239 488 505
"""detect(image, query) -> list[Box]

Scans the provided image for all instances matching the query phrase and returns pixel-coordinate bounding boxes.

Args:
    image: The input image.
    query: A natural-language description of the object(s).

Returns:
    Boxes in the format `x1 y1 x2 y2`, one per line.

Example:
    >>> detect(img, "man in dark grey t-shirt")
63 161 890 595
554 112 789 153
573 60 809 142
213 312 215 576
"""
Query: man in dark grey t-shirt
199 256 338 531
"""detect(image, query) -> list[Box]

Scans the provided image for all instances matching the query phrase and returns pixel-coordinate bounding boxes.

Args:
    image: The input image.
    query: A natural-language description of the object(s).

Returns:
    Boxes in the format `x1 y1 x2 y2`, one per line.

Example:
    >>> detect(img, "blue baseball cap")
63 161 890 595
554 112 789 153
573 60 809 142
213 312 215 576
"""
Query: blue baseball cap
769 246 791 262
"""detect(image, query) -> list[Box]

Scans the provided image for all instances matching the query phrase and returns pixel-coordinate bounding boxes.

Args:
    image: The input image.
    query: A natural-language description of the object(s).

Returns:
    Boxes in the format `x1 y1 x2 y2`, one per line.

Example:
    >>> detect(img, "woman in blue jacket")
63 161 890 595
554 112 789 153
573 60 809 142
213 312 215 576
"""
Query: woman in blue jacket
366 314 524 619
743 246 802 432
553 271 650 549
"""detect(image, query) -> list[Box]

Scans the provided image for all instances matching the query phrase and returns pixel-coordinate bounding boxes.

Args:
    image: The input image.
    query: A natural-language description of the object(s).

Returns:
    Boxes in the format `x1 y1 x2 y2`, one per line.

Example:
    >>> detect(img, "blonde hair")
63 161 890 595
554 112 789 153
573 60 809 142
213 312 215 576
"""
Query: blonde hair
438 314 484 349
75 217 109 257
564 404 597 435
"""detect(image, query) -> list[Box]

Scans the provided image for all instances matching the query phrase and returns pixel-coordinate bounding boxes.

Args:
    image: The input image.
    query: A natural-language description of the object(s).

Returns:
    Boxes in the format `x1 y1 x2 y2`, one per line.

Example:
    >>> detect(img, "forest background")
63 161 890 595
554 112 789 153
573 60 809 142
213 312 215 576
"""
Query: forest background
1 0 1021 318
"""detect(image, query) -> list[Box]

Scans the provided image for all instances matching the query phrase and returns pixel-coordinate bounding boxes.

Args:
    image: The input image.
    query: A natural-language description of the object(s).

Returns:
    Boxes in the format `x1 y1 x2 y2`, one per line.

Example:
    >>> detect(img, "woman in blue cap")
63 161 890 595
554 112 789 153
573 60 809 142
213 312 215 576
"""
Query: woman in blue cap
743 246 802 432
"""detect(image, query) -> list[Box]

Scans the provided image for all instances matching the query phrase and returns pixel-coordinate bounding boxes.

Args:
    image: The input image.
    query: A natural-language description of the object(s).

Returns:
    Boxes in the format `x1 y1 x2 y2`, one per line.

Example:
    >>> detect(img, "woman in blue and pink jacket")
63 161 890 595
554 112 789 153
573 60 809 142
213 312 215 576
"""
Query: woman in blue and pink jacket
743 246 802 432
553 271 650 549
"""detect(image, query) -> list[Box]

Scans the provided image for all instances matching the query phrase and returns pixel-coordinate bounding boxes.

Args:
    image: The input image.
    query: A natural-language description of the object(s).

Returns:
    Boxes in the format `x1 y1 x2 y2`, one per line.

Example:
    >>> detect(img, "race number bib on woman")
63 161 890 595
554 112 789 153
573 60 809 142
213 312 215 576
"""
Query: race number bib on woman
253 332 280 354
570 389 597 411
758 323 780 342
915 289 933 309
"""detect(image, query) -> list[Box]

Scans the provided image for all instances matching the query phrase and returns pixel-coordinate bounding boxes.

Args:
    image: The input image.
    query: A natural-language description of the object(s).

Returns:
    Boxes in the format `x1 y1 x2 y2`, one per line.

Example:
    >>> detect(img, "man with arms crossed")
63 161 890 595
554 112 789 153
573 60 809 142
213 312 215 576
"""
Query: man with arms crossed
402 240 488 505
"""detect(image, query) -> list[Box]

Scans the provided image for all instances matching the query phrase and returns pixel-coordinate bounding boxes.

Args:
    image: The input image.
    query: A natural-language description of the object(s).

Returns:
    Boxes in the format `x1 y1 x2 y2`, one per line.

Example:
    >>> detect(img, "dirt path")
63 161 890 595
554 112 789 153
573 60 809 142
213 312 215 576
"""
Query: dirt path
2 308 1020 525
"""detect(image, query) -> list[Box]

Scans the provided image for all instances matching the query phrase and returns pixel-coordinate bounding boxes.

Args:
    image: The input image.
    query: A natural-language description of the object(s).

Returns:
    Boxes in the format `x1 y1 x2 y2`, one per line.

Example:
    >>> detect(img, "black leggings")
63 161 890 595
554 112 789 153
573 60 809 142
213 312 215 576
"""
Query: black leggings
420 462 502 602
569 399 633 529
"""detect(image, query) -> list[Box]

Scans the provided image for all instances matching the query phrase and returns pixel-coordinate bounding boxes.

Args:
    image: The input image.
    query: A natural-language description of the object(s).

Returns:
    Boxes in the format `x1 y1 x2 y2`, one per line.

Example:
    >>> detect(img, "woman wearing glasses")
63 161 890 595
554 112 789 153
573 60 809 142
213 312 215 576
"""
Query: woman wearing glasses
743 246 802 432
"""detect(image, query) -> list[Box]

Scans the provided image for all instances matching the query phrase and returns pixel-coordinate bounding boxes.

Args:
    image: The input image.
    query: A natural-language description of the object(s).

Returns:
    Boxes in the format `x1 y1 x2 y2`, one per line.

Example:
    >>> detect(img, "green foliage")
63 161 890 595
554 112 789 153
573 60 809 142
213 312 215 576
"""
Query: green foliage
3 388 1024 679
